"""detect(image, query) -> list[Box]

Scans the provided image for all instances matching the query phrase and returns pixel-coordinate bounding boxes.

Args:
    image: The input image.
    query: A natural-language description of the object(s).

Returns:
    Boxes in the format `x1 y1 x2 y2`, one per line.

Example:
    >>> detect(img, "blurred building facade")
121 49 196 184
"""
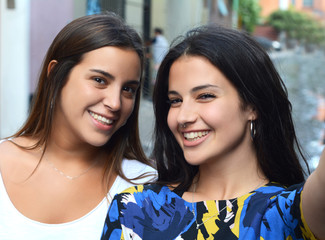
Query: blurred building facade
1 0 30 138
294 0 325 23
259 0 325 22
0 0 235 138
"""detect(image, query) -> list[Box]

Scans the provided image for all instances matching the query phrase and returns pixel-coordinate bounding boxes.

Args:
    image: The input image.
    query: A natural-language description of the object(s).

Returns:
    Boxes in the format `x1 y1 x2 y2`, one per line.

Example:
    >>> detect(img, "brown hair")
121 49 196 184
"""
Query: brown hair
11 13 153 189
153 25 308 192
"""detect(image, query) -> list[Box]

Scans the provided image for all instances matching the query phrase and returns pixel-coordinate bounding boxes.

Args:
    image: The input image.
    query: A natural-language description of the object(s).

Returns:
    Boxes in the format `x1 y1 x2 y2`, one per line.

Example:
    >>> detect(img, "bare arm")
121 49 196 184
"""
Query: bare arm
302 148 325 240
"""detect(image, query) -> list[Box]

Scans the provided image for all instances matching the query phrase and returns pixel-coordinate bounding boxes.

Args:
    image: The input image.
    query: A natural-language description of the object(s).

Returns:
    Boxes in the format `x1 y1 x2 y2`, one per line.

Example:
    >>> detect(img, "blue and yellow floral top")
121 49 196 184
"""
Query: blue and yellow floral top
101 182 316 240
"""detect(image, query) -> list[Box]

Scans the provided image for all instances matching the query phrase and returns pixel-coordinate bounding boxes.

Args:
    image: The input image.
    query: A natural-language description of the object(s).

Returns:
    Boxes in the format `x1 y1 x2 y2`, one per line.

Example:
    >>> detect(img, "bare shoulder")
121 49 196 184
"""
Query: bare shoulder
302 149 325 239
0 137 39 180
0 139 18 165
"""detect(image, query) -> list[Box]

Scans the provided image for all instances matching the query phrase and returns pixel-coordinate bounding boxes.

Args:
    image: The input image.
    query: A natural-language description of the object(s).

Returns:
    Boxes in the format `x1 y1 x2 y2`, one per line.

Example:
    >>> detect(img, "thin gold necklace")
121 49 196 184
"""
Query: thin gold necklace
191 179 266 230
41 147 99 180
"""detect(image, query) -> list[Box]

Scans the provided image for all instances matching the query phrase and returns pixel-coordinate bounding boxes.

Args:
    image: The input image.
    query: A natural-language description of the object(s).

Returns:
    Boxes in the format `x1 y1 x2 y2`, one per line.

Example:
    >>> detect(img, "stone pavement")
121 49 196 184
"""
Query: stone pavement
138 98 155 156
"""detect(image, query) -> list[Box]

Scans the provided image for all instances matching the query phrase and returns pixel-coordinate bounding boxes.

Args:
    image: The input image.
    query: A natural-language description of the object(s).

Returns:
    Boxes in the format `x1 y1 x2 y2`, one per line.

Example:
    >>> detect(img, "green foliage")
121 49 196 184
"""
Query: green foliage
238 0 261 33
267 9 325 45
302 19 325 44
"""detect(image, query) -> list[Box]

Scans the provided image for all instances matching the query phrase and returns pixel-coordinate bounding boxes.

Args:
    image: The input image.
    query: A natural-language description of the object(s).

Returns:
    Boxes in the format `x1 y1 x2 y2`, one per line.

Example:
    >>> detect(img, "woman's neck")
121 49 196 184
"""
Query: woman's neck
183 150 267 201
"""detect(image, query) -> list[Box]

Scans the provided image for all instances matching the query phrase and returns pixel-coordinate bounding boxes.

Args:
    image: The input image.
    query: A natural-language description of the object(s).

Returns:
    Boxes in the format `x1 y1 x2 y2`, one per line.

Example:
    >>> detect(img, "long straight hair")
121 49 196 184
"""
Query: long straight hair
10 13 152 188
152 25 309 193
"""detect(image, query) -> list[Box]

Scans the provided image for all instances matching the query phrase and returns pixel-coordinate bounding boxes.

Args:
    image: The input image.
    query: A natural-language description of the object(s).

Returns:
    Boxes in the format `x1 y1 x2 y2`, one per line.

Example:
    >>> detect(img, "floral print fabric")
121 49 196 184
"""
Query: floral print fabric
101 183 316 240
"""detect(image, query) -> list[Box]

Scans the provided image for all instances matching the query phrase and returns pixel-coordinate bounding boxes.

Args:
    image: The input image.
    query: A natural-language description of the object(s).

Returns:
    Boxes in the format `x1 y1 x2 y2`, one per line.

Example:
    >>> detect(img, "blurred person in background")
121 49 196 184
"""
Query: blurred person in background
148 27 169 85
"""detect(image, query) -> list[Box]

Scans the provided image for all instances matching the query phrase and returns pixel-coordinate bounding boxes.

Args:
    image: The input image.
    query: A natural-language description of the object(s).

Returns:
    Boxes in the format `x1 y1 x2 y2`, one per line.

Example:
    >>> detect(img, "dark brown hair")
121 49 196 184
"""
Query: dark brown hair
11 13 153 188
152 25 309 192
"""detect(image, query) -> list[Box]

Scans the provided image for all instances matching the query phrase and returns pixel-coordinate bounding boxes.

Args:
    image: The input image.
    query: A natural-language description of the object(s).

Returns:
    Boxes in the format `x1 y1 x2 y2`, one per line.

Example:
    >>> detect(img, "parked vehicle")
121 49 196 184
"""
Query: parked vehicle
254 36 282 51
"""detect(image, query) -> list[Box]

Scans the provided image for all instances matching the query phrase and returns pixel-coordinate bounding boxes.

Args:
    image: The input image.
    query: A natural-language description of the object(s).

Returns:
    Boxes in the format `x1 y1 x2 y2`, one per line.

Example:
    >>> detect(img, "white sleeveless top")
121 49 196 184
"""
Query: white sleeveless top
0 140 156 240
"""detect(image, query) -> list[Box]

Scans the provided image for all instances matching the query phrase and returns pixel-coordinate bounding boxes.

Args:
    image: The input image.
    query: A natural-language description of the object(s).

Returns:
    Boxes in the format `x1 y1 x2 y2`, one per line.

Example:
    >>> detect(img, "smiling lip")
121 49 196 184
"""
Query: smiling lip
182 130 210 147
88 110 114 131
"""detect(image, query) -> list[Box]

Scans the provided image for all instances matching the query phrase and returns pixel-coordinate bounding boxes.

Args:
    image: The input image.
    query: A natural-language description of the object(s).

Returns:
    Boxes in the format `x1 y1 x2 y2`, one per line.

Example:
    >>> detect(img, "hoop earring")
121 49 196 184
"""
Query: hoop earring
250 120 256 140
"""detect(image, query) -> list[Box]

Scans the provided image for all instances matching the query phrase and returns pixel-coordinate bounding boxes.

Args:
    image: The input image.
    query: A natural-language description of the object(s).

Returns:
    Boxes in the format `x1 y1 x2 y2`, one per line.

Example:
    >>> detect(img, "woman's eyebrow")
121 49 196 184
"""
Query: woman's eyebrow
126 80 141 86
168 84 219 95
167 90 179 95
90 69 115 79
191 84 219 93
90 69 140 84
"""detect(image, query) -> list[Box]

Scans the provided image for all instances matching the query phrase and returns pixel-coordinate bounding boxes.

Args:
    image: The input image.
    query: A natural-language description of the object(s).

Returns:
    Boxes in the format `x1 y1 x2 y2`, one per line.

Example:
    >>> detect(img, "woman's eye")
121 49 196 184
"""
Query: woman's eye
93 77 106 84
122 86 137 96
123 86 135 93
167 98 182 106
198 93 216 100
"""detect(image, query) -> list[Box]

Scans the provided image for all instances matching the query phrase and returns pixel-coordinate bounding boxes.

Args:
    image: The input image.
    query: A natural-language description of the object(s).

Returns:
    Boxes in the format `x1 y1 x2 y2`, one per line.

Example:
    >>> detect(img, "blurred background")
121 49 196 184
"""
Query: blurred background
1 0 324 171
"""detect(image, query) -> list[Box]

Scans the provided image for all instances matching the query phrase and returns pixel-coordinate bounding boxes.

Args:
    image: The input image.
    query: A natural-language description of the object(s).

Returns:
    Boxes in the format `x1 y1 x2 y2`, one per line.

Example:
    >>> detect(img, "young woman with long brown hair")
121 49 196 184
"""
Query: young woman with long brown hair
101 25 325 240
0 13 155 239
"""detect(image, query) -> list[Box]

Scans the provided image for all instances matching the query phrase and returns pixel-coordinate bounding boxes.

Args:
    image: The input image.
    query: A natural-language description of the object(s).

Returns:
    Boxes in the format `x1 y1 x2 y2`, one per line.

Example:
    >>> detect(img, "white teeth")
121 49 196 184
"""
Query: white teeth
183 131 209 141
89 111 113 125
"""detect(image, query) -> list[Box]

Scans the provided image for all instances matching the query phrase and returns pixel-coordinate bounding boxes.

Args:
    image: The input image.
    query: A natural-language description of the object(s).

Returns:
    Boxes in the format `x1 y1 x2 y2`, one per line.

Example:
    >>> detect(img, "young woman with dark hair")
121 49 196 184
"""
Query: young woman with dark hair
101 25 325 240
0 13 155 239
153 25 307 191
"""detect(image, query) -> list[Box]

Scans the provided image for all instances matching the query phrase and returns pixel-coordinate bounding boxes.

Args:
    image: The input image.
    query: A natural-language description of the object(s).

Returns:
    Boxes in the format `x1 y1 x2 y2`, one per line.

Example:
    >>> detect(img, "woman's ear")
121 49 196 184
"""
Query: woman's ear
248 105 258 121
47 60 58 77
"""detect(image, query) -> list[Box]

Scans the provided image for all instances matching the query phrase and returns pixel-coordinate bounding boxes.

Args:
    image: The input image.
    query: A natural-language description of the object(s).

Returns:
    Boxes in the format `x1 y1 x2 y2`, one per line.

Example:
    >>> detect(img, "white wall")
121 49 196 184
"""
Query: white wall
151 0 168 37
125 0 143 35
74 0 87 18
280 0 289 10
29 0 74 94
151 0 206 43
0 0 30 138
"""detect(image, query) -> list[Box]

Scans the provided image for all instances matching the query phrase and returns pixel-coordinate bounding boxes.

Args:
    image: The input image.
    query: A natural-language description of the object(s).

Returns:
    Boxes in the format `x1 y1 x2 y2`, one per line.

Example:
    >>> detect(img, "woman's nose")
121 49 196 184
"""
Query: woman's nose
177 100 197 127
103 87 121 112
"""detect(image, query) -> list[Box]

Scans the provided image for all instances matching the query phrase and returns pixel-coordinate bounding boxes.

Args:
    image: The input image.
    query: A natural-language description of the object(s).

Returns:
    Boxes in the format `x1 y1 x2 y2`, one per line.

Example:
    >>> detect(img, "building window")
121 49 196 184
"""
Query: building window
303 0 313 7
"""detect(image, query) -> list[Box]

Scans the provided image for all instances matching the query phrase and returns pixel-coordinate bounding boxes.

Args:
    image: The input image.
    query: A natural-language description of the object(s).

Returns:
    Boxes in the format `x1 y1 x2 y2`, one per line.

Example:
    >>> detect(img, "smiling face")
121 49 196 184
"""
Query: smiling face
53 46 141 147
167 56 256 166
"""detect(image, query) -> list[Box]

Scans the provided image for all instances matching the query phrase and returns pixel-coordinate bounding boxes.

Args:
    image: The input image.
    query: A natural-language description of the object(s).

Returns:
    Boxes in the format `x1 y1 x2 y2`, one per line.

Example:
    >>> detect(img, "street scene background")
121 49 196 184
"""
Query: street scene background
1 0 325 173
139 48 325 172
